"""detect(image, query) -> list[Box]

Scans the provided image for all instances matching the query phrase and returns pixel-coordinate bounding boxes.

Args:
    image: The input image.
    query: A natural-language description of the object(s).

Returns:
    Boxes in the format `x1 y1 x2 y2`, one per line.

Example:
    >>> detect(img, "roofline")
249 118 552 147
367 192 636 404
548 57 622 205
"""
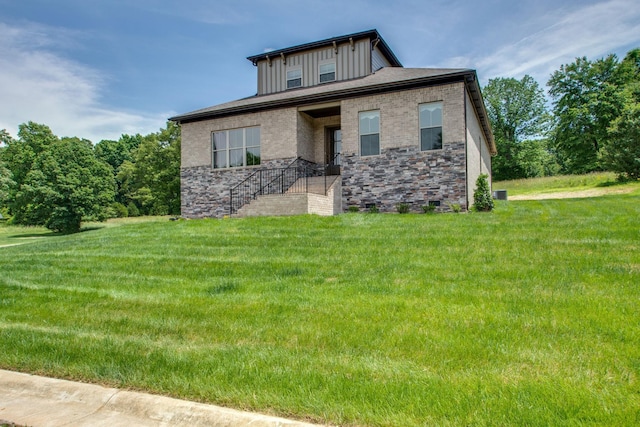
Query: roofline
246 29 402 67
169 70 495 155
463 72 496 155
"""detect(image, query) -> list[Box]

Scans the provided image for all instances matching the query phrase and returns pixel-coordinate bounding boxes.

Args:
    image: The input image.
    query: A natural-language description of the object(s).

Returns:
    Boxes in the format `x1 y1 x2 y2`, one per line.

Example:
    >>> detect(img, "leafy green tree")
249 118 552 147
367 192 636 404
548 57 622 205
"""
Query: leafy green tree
600 49 640 180
482 75 551 180
1 122 58 188
13 137 115 233
95 133 143 206
0 158 15 209
119 122 181 216
548 55 624 174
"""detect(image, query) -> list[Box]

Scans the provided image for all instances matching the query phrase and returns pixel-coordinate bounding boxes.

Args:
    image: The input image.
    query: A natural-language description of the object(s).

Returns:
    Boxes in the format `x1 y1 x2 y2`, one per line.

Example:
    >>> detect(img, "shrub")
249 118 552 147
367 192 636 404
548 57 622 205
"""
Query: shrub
111 202 128 218
422 204 436 214
367 205 379 214
396 203 410 214
449 203 462 213
348 206 360 213
127 202 141 217
473 174 494 212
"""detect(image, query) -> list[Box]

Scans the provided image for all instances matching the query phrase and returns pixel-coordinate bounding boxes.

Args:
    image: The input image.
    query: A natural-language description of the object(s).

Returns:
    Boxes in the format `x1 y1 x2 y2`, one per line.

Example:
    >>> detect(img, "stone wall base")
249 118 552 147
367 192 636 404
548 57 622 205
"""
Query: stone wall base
341 144 467 213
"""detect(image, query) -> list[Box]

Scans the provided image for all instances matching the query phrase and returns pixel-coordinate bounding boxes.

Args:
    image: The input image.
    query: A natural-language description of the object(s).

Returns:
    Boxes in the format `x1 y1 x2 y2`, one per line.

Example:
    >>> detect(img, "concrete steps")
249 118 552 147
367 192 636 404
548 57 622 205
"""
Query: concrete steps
236 176 341 217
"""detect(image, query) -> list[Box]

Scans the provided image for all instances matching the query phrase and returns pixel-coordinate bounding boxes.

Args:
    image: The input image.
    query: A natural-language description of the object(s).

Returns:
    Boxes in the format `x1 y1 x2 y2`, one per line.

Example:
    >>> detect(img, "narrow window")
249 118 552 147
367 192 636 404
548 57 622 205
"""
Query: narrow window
286 68 302 89
359 110 380 156
319 62 336 83
212 131 228 169
245 126 261 166
419 102 443 150
212 126 261 169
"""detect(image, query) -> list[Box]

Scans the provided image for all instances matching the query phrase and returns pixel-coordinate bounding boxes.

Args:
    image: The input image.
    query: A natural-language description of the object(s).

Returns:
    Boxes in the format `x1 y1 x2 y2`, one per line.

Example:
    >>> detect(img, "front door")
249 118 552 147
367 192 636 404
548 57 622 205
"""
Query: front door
326 127 341 174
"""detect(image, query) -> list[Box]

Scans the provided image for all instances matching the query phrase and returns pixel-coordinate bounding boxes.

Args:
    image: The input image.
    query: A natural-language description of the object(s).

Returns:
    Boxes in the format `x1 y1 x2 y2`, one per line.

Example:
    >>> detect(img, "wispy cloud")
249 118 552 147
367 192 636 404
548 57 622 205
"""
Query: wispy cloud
0 22 168 142
473 0 640 85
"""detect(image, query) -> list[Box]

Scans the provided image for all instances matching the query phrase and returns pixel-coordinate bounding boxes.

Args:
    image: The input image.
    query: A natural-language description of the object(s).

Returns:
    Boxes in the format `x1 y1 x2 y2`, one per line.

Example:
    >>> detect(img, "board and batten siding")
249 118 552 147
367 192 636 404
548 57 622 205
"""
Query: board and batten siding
256 38 373 95
371 45 392 71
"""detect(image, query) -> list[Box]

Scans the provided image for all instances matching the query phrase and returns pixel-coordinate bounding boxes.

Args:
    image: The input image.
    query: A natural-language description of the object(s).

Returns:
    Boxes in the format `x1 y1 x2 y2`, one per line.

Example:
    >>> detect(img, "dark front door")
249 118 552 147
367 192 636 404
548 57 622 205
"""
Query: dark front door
326 127 341 175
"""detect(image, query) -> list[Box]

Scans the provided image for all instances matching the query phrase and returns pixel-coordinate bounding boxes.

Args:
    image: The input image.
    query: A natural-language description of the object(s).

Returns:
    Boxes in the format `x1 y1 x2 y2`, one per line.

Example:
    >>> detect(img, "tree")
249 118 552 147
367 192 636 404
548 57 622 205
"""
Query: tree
12 137 115 233
0 131 15 209
95 133 143 206
601 101 640 180
1 122 58 188
473 174 494 212
0 158 15 209
600 49 640 180
118 122 181 216
482 75 551 180
548 55 624 174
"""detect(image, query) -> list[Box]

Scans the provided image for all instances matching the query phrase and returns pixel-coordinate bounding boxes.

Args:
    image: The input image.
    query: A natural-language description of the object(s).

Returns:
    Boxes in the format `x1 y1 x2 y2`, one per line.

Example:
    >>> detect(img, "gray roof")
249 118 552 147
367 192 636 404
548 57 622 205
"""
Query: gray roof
246 29 402 68
170 67 495 154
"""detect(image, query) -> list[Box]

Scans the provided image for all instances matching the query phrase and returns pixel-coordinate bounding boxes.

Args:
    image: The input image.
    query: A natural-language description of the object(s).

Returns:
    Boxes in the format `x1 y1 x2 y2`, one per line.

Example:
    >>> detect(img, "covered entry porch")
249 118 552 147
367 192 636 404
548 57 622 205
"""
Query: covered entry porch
296 101 342 174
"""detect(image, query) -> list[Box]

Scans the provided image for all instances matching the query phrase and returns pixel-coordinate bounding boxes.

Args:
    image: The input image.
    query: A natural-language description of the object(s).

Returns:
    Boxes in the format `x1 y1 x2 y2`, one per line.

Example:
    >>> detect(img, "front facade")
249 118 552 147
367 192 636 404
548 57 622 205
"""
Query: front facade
172 30 495 218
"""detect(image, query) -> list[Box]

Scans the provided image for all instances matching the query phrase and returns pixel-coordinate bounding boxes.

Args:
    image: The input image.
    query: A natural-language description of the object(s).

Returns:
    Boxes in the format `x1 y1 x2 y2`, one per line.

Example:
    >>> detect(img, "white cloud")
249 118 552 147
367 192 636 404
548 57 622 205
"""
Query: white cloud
474 0 640 85
0 22 168 142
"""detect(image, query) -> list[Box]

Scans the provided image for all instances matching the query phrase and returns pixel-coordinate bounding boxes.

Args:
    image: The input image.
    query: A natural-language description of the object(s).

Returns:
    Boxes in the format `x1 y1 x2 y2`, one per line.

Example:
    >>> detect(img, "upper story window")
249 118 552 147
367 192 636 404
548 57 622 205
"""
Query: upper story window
286 68 302 89
359 110 380 156
319 62 336 83
212 126 261 169
419 102 443 151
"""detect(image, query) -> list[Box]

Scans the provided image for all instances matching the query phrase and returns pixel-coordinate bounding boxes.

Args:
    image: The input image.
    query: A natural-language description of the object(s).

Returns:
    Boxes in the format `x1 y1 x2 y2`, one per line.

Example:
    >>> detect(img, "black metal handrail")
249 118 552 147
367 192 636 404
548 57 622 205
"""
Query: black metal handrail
230 157 335 215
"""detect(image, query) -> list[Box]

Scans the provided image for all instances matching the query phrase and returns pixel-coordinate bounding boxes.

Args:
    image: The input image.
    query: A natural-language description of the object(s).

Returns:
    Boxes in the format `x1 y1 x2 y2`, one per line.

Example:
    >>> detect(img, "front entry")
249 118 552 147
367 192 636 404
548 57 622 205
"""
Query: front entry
326 127 341 175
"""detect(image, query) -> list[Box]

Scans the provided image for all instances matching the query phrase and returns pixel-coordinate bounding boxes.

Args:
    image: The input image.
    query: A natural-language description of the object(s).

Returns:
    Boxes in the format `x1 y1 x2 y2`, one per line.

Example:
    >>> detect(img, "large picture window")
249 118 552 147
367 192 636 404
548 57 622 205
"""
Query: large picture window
359 110 380 156
286 68 302 89
419 102 443 150
212 126 261 169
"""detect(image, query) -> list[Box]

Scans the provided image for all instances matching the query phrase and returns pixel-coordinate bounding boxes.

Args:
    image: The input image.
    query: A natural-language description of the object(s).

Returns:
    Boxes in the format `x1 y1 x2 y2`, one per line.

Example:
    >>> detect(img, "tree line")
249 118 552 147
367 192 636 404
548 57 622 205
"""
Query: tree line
1 47 638 232
483 47 639 181
0 121 180 233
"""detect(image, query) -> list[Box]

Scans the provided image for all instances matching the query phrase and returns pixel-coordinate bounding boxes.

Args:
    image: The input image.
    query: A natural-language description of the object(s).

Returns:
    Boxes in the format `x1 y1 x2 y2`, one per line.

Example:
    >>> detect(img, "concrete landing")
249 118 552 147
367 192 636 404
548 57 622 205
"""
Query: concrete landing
0 369 322 427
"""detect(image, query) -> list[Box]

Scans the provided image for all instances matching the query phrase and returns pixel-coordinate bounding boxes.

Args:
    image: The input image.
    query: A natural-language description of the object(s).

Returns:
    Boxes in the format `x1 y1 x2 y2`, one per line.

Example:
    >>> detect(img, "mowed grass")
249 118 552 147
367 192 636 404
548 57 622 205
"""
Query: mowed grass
1 191 639 425
494 172 625 196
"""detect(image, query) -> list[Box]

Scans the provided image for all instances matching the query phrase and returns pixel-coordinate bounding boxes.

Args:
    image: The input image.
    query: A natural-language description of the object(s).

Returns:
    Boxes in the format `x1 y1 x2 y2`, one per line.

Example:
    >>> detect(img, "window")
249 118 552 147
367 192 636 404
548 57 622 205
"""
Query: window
359 110 380 156
212 126 261 169
319 62 336 83
286 68 302 89
419 102 443 150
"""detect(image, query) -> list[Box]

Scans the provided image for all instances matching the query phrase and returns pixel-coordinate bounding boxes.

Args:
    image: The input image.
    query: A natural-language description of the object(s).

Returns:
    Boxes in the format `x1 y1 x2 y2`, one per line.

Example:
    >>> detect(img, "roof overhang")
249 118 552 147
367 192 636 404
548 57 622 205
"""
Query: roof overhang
170 69 495 155
463 72 496 155
246 29 402 67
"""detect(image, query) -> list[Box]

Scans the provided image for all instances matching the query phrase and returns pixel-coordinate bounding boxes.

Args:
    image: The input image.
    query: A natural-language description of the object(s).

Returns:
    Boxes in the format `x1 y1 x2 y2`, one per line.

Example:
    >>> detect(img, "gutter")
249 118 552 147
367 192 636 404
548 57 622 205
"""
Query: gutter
171 71 473 123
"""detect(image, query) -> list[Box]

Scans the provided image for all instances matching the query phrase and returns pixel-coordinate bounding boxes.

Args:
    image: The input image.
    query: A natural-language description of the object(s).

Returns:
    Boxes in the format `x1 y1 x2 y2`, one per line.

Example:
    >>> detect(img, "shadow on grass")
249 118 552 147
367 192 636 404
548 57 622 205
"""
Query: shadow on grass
596 177 637 187
6 225 105 240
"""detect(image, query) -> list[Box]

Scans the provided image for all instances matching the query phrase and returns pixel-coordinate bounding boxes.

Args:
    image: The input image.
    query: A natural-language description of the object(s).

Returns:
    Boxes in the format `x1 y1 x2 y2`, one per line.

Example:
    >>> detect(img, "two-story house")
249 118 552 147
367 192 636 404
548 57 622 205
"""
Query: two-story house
170 29 495 218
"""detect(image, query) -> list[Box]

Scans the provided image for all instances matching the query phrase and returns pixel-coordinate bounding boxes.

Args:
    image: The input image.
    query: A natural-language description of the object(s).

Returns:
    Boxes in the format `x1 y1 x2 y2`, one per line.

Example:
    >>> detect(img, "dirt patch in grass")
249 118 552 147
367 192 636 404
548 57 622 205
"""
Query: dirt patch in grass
509 186 637 200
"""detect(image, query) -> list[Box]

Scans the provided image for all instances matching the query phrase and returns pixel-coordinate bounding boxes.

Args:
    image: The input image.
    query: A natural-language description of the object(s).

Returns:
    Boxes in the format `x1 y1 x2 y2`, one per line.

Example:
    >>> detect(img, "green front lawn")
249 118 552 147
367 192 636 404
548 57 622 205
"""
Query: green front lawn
1 192 639 426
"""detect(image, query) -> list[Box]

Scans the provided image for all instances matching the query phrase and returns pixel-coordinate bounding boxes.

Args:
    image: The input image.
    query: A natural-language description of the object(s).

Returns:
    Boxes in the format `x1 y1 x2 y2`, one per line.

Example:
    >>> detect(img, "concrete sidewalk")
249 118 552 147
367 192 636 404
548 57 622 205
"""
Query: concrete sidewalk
0 370 322 426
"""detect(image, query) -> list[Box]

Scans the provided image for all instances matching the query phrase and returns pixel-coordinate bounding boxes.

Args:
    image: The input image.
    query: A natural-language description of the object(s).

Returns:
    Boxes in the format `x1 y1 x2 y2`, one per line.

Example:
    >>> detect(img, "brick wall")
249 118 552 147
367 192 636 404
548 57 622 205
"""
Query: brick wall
181 108 299 168
340 83 468 212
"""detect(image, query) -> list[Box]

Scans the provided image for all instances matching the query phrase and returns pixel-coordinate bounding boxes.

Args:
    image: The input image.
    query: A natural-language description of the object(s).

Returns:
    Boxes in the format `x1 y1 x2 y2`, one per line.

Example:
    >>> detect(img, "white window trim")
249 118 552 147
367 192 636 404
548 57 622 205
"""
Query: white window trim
318 61 336 84
359 110 381 157
286 67 302 89
419 101 443 151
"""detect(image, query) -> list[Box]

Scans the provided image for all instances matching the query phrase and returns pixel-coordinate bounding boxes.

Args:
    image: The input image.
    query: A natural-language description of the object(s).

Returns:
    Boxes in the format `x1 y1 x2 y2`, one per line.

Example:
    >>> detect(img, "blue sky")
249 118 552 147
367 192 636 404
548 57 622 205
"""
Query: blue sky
1 0 638 142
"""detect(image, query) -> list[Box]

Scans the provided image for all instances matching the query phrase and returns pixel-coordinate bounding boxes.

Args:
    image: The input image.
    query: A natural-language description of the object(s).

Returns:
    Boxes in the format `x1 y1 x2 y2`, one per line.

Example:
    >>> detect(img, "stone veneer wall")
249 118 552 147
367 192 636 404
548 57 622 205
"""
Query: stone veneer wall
181 157 296 218
341 143 467 213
